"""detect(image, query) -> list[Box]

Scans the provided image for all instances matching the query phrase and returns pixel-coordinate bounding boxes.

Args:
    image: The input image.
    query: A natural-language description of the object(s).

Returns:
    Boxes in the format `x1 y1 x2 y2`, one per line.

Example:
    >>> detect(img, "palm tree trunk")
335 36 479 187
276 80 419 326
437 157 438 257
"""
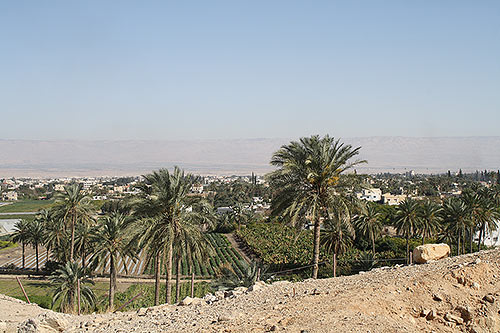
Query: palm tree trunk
469 226 473 253
82 246 86 270
190 266 194 298
109 255 115 310
312 219 321 279
457 230 461 256
35 243 39 272
175 256 181 303
166 243 172 304
406 234 409 265
478 227 483 251
154 252 160 306
22 242 25 269
70 214 76 261
371 235 376 255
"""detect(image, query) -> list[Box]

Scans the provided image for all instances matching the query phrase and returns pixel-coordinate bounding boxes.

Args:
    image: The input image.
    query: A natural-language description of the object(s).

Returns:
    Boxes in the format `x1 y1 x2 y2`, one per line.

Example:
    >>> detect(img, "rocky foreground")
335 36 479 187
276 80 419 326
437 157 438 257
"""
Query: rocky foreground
6 248 500 332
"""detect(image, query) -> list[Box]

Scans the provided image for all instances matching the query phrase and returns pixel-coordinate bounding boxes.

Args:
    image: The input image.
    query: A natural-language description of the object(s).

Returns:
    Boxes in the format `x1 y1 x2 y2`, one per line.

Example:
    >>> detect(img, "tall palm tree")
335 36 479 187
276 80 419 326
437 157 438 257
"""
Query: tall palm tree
395 198 421 264
89 213 136 310
75 220 94 270
50 261 95 313
443 198 469 255
321 208 355 256
133 167 196 305
463 190 482 252
54 184 93 261
36 209 53 262
12 219 30 269
475 188 500 249
418 200 443 245
171 208 214 303
43 213 68 263
28 219 44 272
354 202 382 254
268 135 365 278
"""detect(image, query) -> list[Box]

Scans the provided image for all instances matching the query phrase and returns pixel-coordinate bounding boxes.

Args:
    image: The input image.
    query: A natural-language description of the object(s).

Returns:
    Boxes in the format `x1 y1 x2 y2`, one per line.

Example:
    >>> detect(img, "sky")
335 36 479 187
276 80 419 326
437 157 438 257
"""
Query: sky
1 1 499 140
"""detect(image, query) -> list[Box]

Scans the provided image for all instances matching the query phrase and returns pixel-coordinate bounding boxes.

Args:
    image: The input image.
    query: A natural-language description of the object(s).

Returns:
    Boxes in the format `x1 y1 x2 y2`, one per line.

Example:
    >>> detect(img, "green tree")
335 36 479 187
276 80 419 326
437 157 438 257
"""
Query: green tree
443 198 469 255
354 202 382 254
43 213 68 263
50 261 95 313
395 198 421 264
12 219 30 269
89 213 136 310
133 167 197 305
53 184 93 261
418 200 443 245
269 135 365 278
28 218 44 272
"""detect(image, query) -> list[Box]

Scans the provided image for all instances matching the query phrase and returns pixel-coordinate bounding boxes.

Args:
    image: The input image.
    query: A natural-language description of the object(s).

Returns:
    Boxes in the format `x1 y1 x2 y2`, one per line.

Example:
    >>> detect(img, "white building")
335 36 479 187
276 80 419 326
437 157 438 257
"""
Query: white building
356 188 382 202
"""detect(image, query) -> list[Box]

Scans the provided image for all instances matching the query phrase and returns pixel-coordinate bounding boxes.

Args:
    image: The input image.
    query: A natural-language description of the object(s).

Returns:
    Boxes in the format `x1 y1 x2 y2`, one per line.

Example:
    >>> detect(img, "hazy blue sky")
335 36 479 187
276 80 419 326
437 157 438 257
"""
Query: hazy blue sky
1 1 499 140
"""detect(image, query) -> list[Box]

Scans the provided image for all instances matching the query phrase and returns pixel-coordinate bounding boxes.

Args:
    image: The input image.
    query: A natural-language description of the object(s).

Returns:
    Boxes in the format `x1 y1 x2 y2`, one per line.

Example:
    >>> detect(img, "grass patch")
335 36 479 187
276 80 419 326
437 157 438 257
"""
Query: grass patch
0 278 111 310
0 200 55 213
0 214 36 220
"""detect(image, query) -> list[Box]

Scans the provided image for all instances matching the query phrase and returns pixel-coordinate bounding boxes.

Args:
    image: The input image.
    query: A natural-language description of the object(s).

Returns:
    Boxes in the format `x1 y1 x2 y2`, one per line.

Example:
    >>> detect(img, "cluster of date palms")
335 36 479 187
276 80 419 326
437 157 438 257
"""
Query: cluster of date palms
13 167 217 313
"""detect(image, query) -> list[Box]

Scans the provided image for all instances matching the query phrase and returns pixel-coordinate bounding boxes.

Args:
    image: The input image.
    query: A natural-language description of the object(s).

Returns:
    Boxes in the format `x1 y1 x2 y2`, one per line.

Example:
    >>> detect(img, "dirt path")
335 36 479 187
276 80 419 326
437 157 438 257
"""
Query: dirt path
225 232 252 263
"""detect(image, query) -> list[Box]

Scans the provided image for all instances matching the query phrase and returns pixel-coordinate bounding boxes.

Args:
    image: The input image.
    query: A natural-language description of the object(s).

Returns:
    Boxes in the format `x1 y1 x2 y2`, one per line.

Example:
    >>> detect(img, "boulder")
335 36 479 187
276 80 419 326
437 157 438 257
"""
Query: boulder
413 243 450 264
179 296 204 306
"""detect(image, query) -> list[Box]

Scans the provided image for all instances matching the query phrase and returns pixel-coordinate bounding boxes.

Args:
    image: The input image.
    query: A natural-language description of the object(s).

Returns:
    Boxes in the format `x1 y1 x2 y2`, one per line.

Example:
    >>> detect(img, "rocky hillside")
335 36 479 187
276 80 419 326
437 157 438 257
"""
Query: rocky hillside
8 248 500 332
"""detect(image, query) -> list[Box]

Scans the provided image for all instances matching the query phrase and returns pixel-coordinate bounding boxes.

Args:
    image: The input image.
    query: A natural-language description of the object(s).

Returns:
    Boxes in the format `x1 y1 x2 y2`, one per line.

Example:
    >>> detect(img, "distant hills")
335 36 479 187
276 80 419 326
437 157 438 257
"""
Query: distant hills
1 137 499 177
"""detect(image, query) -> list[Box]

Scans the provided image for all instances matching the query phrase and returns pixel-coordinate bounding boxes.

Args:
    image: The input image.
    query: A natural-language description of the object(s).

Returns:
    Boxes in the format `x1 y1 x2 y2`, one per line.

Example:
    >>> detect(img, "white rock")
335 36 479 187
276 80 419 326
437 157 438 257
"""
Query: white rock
413 244 450 264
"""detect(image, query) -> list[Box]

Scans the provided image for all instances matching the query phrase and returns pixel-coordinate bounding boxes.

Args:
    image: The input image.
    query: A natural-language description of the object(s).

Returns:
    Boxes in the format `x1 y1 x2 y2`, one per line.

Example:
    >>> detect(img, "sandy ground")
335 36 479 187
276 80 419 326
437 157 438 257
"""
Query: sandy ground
8 248 500 332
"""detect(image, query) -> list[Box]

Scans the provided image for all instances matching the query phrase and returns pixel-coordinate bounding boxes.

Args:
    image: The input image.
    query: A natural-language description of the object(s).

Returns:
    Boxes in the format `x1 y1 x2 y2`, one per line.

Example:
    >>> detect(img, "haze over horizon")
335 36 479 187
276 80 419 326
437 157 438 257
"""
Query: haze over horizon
1 136 499 178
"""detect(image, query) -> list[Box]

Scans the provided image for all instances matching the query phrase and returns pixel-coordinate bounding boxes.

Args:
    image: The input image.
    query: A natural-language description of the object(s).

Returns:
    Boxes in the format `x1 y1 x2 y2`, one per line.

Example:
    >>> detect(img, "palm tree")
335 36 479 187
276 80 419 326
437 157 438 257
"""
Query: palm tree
43 213 69 263
321 207 355 257
354 202 382 254
89 213 136 310
12 219 30 269
28 219 44 272
133 167 196 305
268 135 365 278
171 209 214 303
75 220 94 270
36 209 53 262
50 261 95 313
418 200 443 245
475 188 500 249
443 198 469 255
395 198 421 264
54 184 93 261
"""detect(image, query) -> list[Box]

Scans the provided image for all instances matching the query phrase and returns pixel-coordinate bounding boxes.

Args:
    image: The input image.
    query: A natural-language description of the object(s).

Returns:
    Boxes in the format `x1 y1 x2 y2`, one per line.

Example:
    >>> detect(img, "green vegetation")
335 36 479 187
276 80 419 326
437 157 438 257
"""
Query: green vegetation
112 282 211 311
0 200 55 213
236 223 318 267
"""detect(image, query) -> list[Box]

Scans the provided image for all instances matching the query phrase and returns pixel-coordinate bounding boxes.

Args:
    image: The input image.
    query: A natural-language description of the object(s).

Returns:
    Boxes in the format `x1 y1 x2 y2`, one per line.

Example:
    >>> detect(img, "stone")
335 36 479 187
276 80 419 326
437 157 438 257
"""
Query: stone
472 282 481 290
413 243 450 264
180 296 194 306
420 309 430 317
456 305 473 322
137 308 148 316
214 291 226 300
444 313 464 325
426 310 437 320
483 295 495 303
432 294 443 302
203 293 217 303
249 281 267 292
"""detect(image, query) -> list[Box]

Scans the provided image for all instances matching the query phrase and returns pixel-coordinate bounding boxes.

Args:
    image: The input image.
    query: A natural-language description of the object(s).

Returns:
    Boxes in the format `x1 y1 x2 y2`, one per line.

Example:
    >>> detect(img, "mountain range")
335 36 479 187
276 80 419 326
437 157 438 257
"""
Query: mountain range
1 137 499 177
